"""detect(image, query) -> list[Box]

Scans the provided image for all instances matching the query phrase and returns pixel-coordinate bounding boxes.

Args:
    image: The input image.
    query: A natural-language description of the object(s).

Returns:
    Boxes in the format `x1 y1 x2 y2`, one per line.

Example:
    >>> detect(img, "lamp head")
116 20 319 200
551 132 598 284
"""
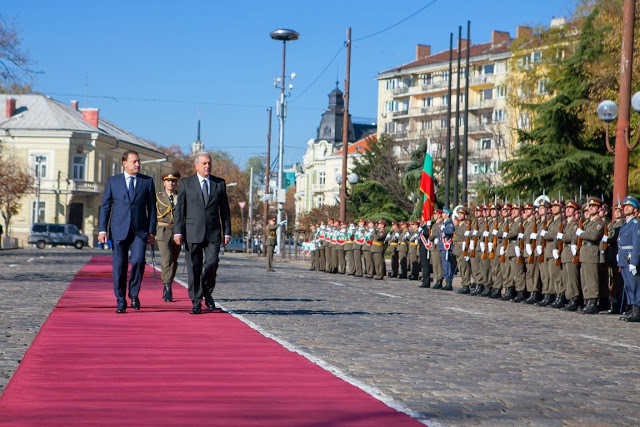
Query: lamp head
597 100 618 122
270 29 300 41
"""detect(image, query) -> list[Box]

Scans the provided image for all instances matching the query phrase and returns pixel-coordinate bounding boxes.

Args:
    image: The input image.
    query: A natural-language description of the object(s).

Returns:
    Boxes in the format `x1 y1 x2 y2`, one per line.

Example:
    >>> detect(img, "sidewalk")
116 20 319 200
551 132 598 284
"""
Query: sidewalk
0 255 421 426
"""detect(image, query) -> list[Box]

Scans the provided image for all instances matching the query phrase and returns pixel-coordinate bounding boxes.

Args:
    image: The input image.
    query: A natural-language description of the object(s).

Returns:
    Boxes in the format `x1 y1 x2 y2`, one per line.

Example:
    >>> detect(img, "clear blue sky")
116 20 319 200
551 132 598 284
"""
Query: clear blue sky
5 0 577 169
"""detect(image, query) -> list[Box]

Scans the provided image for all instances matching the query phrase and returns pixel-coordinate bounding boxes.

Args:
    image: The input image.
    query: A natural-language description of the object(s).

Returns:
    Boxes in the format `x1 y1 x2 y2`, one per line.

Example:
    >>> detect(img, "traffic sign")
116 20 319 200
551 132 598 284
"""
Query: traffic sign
238 201 246 209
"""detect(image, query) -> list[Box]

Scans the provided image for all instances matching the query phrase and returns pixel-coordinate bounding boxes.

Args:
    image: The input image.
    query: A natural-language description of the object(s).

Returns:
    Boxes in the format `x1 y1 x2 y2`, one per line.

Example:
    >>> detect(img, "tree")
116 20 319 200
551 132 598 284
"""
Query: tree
351 134 413 216
0 15 37 93
500 10 613 199
0 153 33 233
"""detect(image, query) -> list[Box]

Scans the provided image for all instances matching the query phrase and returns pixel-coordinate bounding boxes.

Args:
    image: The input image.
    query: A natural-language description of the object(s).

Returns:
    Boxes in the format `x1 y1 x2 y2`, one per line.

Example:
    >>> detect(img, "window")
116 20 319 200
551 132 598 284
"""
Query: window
318 171 326 185
32 200 46 223
423 97 433 107
458 93 465 105
422 73 432 85
421 119 433 130
441 71 449 81
384 121 396 133
495 61 507 74
442 94 449 105
384 101 393 113
316 196 324 206
476 138 492 150
518 113 531 129
72 156 86 180
98 158 105 183
493 109 505 123
112 161 118 176
440 117 448 129
532 50 543 63
537 79 548 95
483 64 494 75
385 79 399 90
495 85 506 99
33 155 48 178
482 88 493 101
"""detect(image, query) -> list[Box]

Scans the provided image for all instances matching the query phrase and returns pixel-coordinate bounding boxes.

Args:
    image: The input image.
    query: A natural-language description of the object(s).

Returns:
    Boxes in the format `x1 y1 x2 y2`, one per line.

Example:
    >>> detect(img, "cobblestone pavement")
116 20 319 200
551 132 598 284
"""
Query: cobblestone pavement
2 248 639 426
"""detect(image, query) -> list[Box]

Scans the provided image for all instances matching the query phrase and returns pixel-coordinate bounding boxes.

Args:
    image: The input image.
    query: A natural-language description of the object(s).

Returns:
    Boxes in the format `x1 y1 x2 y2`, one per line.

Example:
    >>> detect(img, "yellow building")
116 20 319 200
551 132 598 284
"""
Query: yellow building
0 94 172 247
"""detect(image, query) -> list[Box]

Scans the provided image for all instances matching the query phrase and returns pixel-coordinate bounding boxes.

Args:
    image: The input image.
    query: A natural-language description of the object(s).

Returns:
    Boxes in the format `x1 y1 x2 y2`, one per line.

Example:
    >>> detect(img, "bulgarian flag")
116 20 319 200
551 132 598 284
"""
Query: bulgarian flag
420 138 435 222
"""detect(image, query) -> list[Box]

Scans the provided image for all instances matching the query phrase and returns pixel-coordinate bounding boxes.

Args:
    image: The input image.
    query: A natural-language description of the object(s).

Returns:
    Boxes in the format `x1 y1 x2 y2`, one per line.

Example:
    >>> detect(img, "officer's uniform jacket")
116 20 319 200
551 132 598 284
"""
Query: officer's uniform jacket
437 219 455 252
560 217 579 263
543 214 562 260
266 223 279 246
409 227 419 257
362 227 374 252
453 221 469 257
579 217 605 264
429 220 442 252
387 228 400 254
617 216 640 269
606 218 623 266
398 229 410 253
522 216 536 261
156 191 177 242
345 225 355 252
493 216 508 258
506 216 523 258
372 228 387 253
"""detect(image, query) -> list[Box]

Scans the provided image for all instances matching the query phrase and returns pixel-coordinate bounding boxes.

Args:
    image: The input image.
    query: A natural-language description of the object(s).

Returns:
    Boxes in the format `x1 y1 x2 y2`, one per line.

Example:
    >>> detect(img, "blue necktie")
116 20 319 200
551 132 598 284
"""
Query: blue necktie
202 179 209 202
128 176 135 199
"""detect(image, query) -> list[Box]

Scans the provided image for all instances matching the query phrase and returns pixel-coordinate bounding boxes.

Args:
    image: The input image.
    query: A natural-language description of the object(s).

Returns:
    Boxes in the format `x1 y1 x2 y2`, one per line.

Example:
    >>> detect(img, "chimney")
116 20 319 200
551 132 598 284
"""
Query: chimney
81 108 100 128
416 44 431 60
516 26 533 40
6 97 16 118
491 30 510 47
458 38 471 52
71 100 79 110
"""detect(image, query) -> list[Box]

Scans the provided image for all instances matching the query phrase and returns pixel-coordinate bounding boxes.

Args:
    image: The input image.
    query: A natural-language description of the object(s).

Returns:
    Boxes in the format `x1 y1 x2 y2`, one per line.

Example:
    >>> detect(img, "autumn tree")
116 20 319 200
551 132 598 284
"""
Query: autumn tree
0 153 33 233
0 14 36 93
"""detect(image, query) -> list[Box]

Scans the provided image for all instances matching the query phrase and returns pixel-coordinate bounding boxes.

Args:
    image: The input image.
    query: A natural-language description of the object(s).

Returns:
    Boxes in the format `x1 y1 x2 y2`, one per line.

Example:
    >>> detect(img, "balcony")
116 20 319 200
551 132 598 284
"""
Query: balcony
392 86 409 96
392 109 409 117
70 180 104 194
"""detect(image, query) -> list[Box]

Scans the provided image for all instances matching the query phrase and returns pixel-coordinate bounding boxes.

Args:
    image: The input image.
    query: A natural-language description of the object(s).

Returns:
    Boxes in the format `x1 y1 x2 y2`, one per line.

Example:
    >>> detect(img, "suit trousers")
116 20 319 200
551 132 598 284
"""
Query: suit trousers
419 245 432 286
185 239 220 304
112 229 147 308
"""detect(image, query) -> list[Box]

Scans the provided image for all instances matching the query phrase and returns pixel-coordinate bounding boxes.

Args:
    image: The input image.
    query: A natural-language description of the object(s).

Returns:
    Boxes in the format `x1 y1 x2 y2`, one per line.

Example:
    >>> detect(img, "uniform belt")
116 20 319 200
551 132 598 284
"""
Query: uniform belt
389 242 398 246
619 245 633 250
582 241 596 246
409 243 417 246
345 241 354 244
372 241 383 247
157 222 173 227
399 242 408 245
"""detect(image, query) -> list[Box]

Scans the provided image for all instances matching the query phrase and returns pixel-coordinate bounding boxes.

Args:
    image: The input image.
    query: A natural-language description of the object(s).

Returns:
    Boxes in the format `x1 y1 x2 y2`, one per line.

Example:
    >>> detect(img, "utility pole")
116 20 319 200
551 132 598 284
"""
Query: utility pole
340 27 352 222
263 107 272 257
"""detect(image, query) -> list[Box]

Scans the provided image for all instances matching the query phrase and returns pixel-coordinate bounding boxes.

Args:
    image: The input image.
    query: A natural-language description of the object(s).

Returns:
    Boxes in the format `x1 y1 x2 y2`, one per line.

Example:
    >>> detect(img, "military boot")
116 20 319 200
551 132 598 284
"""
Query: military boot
480 286 493 297
501 287 516 301
456 285 470 294
622 305 640 322
583 298 599 314
512 291 526 303
443 279 453 291
163 283 173 302
419 281 431 289
562 298 580 312
489 287 502 299
432 279 443 290
550 294 566 309
535 293 554 307
471 284 484 296
524 291 540 304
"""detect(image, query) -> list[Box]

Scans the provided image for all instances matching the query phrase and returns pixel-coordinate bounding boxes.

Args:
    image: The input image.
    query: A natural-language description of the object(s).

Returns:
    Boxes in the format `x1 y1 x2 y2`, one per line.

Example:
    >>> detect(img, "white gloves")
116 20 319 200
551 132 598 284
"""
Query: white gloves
462 241 467 251
515 246 521 258
492 229 498 236
517 233 524 240
500 247 505 256
556 232 563 240
630 265 637 275
536 245 543 255
526 244 532 256
576 228 583 236
434 238 439 245
464 256 470 262
552 249 559 260
394 232 400 238
488 242 494 252
464 231 470 237
469 241 475 251
530 233 537 240
427 221 432 227
540 230 548 237
472 230 478 236
571 244 577 256
602 235 608 243
480 242 486 252
280 220 287 226
482 231 489 237
502 232 508 238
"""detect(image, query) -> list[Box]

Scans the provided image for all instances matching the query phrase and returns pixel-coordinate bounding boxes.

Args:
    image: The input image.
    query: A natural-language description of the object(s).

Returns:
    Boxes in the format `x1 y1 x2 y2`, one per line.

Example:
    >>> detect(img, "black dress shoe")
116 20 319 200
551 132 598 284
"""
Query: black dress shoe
535 294 554 307
550 294 566 309
432 282 443 290
190 303 202 315
489 288 502 299
512 291 526 303
131 297 141 310
501 287 516 301
562 298 580 311
419 282 431 288
525 291 540 304
583 298 599 314
470 284 484 296
622 305 640 321
115 306 126 314
204 296 216 310
480 286 493 297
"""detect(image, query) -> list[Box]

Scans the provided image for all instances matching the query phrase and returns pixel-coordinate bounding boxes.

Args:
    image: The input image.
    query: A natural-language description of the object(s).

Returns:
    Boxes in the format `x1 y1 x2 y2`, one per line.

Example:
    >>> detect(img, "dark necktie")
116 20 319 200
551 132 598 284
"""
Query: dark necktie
128 176 135 198
169 194 174 209
202 179 209 202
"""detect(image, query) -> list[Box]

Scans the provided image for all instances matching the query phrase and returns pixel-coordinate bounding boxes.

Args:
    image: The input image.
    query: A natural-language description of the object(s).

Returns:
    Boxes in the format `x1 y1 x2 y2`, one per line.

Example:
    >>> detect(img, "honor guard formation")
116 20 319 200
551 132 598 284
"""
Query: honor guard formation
301 195 640 323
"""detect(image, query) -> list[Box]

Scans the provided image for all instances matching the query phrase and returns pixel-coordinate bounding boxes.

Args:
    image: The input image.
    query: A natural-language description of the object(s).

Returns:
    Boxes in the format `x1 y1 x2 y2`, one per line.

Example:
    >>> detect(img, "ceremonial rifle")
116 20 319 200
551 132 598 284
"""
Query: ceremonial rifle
500 217 509 263
517 196 524 264
490 194 498 260
527 216 537 264
555 218 563 267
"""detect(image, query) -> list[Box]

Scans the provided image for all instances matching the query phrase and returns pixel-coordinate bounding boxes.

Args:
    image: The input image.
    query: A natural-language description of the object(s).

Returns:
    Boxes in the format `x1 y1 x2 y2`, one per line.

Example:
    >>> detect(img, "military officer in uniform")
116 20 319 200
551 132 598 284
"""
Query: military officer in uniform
438 207 455 290
453 208 471 293
606 203 624 313
156 172 181 302
430 210 444 288
576 197 605 314
545 199 565 308
266 217 285 272
408 221 421 280
387 222 400 277
363 219 375 278
398 221 410 279
372 220 387 280
618 196 640 322
353 219 366 277
559 200 581 311
418 220 432 288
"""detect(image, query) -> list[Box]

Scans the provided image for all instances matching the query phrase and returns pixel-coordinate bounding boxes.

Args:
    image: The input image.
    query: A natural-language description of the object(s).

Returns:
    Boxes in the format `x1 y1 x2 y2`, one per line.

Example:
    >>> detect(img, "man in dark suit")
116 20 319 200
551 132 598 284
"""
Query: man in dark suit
173 152 231 314
99 150 157 313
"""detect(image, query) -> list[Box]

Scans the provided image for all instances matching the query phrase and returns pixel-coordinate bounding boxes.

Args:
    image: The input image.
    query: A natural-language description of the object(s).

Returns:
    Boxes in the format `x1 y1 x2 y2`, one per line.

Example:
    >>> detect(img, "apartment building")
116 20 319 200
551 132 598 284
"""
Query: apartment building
376 27 536 188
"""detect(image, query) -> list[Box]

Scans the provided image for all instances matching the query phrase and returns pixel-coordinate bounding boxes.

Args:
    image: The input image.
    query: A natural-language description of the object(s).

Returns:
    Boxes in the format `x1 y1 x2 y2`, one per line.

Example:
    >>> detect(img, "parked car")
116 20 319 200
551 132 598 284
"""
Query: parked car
223 237 245 253
28 223 89 250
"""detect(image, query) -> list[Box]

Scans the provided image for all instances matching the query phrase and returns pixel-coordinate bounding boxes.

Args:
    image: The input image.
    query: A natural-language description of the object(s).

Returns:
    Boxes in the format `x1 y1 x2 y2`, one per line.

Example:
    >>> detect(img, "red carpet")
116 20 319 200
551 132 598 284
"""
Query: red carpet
0 256 422 426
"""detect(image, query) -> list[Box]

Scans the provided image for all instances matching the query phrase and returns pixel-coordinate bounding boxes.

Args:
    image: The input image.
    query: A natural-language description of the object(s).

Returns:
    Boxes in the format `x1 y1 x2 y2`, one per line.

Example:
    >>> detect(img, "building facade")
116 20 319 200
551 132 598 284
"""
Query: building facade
0 94 172 247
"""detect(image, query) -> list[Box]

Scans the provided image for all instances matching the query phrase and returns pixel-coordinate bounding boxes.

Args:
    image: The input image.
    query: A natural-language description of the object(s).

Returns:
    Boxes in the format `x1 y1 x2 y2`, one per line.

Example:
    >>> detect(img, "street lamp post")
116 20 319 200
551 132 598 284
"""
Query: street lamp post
32 155 44 223
271 28 299 254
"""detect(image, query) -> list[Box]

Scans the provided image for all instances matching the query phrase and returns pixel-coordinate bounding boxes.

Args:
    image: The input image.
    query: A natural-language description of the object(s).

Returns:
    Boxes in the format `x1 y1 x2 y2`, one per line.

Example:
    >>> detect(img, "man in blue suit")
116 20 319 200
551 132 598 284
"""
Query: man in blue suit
99 150 157 313
173 151 231 314
618 196 640 322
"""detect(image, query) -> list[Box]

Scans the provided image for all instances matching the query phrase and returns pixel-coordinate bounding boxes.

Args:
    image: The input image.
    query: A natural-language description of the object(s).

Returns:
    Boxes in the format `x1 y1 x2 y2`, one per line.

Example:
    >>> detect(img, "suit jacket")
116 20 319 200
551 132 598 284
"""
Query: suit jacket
173 174 231 244
99 173 157 241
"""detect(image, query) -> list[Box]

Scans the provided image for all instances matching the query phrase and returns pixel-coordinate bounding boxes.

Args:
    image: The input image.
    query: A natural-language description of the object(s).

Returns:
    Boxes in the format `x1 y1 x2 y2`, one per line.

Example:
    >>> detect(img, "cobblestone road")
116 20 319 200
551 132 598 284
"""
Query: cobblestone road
2 248 639 426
